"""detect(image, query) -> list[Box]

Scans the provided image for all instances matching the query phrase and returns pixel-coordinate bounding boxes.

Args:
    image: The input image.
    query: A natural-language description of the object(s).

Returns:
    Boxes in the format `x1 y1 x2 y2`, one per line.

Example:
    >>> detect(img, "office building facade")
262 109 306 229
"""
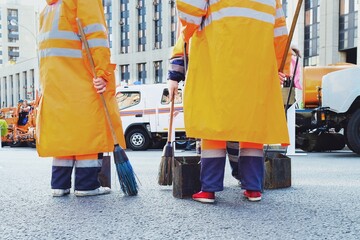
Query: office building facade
0 0 359 108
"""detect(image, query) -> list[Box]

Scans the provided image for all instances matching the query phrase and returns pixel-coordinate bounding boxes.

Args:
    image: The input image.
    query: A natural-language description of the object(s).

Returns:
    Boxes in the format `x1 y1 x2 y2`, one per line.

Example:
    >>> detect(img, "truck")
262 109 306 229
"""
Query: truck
296 64 360 154
0 100 37 148
116 83 187 150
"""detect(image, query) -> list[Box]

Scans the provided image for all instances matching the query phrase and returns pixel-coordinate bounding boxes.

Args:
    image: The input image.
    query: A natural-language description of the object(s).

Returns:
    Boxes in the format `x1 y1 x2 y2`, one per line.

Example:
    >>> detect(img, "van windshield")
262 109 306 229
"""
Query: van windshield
116 91 140 110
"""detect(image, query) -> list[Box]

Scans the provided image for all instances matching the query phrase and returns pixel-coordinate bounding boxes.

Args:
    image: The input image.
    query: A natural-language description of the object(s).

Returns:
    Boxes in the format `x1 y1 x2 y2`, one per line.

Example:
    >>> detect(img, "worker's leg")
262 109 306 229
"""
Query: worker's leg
200 139 227 192
73 153 102 191
51 156 74 196
226 141 240 180
238 142 264 194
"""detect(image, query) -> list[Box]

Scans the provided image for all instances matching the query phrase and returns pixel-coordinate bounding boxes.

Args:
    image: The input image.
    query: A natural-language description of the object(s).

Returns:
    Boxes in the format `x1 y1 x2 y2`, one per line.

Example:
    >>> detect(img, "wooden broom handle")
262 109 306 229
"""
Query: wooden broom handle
279 0 303 72
76 18 119 145
167 92 175 143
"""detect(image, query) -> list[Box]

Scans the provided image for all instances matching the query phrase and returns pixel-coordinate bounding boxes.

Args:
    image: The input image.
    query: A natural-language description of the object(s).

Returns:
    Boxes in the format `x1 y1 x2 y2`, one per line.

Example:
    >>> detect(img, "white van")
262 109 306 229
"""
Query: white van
116 83 186 150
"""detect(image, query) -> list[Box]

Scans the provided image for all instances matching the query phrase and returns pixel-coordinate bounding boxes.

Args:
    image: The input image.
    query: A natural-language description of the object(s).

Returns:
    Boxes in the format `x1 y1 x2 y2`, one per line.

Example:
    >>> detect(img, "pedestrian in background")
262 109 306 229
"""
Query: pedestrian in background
37 0 126 197
168 0 291 203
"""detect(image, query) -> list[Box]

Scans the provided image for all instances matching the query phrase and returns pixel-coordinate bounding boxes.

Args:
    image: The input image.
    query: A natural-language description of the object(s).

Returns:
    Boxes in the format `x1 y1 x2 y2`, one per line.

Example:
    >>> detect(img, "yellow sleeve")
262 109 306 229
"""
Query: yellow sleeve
274 0 291 74
77 0 113 81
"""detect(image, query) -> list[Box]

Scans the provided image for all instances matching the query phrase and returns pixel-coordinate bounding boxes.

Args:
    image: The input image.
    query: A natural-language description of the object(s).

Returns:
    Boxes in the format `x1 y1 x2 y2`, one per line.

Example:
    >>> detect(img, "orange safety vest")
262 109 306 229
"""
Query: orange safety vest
173 0 291 145
36 0 125 157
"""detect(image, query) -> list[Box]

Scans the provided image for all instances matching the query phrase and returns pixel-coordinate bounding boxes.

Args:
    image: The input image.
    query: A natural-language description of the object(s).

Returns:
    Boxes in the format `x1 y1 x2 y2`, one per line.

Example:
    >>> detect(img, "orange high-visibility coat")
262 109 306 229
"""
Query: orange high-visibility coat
173 0 291 145
36 0 125 157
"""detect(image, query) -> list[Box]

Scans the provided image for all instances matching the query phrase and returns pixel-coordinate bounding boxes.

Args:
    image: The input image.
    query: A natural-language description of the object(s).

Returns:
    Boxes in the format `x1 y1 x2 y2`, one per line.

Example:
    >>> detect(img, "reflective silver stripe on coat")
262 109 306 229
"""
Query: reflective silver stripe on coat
169 63 185 73
75 159 102 168
275 8 285 19
253 0 276 8
83 23 107 34
239 148 264 157
179 0 208 9
88 38 109 48
53 158 75 167
204 7 275 28
274 26 288 37
178 11 204 25
40 48 82 58
201 149 226 158
39 31 80 43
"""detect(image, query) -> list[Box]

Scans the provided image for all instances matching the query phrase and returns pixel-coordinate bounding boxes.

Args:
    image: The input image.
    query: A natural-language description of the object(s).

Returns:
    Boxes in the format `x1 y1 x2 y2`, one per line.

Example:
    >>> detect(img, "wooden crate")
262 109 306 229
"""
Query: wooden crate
173 156 201 199
264 151 291 189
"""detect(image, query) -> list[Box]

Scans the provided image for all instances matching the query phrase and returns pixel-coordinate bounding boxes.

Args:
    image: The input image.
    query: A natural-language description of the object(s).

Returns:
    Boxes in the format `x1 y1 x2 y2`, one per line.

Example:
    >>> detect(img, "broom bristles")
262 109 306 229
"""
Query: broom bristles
116 161 138 196
113 144 138 196
158 155 173 185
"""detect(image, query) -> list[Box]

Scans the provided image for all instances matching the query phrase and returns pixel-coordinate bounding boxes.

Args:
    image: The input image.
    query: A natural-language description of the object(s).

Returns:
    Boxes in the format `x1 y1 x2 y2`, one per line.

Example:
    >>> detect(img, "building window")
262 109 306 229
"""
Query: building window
170 0 177 46
4 77 7 107
120 0 130 54
30 69 35 100
8 46 19 63
120 64 130 83
16 73 20 102
304 0 320 66
7 9 19 43
10 75 13 106
282 0 288 17
23 71 27 99
137 63 147 84
103 0 112 48
339 0 358 50
153 0 162 49
154 61 163 83
137 0 146 52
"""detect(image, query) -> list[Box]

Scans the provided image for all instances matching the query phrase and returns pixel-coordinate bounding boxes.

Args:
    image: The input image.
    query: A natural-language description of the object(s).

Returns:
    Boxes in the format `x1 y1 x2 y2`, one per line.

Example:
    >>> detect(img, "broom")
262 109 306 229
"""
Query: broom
158 92 175 185
76 18 138 196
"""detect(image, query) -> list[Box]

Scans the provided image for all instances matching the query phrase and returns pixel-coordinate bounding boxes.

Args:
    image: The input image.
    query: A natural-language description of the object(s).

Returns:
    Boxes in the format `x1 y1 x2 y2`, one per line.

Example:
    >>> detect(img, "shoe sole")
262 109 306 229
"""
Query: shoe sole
74 191 111 197
52 191 70 197
193 197 215 203
246 196 261 202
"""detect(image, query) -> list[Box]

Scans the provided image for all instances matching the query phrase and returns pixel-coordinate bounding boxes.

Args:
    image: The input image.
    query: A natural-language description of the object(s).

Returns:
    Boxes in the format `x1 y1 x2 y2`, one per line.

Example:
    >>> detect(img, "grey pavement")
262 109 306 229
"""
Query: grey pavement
0 147 359 240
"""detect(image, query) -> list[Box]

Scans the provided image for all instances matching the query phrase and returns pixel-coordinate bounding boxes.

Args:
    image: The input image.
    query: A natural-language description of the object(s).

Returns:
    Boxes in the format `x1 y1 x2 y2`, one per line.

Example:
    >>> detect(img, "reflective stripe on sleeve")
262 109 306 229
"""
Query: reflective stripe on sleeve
178 0 208 9
40 48 82 58
178 11 204 25
87 38 109 48
253 0 276 8
83 23 107 34
274 26 288 37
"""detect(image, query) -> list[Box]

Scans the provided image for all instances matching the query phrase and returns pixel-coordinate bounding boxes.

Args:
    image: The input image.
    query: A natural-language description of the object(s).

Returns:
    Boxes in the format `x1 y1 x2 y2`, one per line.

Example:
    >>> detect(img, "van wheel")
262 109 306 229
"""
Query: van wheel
126 128 150 151
346 109 360 154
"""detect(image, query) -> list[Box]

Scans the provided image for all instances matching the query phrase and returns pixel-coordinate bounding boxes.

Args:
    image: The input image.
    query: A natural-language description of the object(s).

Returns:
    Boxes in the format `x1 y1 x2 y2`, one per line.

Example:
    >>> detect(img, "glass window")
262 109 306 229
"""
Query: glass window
339 0 357 50
161 88 182 105
116 91 141 110
304 0 320 66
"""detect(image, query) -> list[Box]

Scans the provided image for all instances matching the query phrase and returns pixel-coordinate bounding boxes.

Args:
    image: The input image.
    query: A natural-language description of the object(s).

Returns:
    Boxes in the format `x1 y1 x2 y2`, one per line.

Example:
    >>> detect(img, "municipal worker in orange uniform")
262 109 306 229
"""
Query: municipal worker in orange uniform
37 0 126 197
168 0 291 203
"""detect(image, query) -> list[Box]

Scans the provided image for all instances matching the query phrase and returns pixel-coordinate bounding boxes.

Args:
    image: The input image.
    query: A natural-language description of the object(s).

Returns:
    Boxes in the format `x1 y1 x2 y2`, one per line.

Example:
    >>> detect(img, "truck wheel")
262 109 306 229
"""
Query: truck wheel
126 128 150 151
9 141 23 147
346 109 360 154
27 140 36 148
344 127 355 152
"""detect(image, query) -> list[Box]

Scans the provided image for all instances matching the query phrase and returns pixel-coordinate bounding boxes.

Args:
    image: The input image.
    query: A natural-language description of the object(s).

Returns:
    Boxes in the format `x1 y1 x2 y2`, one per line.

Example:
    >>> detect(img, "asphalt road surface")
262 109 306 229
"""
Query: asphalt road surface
0 147 359 240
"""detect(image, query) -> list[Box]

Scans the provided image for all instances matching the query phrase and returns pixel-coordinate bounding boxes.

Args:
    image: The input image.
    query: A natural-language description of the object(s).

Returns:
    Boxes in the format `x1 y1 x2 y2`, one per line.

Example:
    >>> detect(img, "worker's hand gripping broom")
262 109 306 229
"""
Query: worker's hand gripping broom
76 18 138 196
158 92 175 185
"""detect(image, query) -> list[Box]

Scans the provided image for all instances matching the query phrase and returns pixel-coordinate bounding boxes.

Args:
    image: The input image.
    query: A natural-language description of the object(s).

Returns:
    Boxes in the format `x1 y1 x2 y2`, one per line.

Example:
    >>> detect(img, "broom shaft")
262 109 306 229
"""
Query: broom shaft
279 0 303 72
76 18 119 145
167 92 175 143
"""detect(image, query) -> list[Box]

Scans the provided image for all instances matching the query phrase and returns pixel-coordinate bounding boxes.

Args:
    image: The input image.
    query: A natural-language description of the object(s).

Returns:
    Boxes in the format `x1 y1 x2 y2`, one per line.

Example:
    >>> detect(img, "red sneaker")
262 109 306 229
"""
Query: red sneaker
244 190 262 202
192 191 215 203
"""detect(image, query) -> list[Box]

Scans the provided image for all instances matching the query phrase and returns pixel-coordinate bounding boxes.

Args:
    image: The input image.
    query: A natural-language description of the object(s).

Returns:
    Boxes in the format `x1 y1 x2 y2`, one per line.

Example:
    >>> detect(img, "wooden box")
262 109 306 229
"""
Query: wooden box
264 151 291 189
173 156 201 199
